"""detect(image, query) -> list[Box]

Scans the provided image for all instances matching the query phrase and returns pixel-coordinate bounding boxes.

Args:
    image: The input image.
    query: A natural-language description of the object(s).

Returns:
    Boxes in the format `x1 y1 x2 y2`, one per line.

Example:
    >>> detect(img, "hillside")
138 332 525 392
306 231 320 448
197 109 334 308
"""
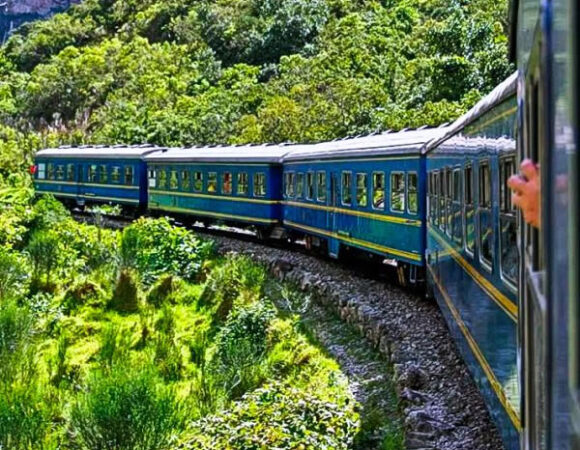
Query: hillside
0 0 512 171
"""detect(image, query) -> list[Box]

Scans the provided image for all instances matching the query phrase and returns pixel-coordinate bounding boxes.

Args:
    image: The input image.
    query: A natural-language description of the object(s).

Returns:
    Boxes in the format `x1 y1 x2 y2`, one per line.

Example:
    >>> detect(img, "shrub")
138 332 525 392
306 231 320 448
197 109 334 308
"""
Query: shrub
154 305 183 381
62 279 106 313
181 383 359 450
147 275 179 307
27 229 63 292
0 247 29 300
70 367 182 450
109 269 140 313
97 324 131 369
0 301 35 384
49 332 69 386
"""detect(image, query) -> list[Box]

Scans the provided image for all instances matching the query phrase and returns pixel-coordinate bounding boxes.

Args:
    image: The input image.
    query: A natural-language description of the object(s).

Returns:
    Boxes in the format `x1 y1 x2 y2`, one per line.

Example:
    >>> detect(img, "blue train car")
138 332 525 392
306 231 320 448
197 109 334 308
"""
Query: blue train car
282 128 448 284
33 145 162 210
144 145 288 234
510 0 579 448
424 74 520 449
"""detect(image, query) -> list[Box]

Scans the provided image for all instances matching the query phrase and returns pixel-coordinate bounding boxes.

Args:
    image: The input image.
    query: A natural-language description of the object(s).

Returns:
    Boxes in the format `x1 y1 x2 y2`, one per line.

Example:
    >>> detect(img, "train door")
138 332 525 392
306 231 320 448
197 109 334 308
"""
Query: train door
520 38 549 450
328 172 340 258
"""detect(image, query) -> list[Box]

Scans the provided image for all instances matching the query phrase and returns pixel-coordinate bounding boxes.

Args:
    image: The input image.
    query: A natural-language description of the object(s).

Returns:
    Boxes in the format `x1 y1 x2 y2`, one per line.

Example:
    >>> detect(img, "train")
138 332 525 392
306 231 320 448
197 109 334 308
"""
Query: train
32 0 578 448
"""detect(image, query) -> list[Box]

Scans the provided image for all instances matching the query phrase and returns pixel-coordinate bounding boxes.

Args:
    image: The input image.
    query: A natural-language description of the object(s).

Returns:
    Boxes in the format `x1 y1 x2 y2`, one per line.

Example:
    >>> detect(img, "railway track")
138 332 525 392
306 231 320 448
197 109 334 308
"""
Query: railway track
74 210 505 450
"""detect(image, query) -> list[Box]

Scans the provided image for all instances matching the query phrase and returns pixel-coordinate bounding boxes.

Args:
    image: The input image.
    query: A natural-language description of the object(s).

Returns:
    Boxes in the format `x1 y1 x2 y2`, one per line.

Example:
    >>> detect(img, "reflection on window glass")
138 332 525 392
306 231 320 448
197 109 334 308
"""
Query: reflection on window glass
356 173 367 207
288 173 296 198
390 172 405 212
500 158 518 284
438 170 445 230
208 172 217 193
222 172 232 195
112 166 121 183
237 172 248 195
99 165 108 184
47 163 55 180
296 173 304 199
38 163 46 180
464 165 475 253
194 172 203 192
56 165 65 181
125 166 134 186
434 172 440 226
66 164 75 182
306 172 314 200
169 170 178 190
317 171 326 202
408 172 418 214
372 172 385 210
479 161 493 266
181 171 190 190
284 173 291 198
452 169 462 244
254 173 266 197
89 165 97 183
342 172 352 206
158 169 167 189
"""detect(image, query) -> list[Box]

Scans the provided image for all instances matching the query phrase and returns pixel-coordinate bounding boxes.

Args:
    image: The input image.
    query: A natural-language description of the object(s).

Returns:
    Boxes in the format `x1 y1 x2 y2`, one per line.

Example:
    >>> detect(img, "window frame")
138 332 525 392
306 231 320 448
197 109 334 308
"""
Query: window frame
56 164 65 181
207 172 218 193
316 171 327 203
341 171 353 206
372 171 385 211
499 156 518 290
390 171 405 213
157 168 167 190
194 171 203 193
306 172 315 201
169 169 179 190
112 166 121 184
37 163 46 180
124 166 134 186
222 172 233 195
356 172 368 208
253 172 266 197
407 171 419 215
66 164 75 182
181 170 190 191
433 170 440 227
237 172 249 196
88 165 98 183
478 159 493 271
99 164 108 184
296 173 304 199
464 163 475 256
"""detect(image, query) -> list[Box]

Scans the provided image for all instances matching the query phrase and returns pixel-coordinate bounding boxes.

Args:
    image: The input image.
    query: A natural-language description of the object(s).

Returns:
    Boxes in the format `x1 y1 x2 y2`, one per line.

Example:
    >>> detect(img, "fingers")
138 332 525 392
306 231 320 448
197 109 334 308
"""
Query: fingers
520 159 539 181
507 175 526 194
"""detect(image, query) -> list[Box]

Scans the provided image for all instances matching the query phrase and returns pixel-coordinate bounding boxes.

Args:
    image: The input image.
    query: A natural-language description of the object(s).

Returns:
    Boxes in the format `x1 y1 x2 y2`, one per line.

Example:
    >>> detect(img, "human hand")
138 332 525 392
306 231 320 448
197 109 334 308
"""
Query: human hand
507 159 541 228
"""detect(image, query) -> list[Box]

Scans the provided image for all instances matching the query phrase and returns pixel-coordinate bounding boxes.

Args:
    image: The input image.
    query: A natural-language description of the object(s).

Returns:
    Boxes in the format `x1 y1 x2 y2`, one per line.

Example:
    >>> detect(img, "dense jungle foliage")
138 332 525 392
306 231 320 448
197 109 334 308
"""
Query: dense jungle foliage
0 0 511 167
0 187 378 448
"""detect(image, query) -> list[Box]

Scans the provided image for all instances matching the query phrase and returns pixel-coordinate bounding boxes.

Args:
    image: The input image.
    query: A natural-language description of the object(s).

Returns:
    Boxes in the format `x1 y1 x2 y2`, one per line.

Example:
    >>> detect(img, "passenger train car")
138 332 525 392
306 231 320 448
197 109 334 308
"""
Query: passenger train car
424 74 520 449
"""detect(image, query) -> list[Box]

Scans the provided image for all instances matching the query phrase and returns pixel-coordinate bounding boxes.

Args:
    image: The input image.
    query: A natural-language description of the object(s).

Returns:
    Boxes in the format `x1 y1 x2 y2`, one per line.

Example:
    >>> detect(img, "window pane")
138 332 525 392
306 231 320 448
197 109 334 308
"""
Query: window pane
390 172 405 212
439 171 445 229
194 172 203 192
111 167 121 183
501 217 518 283
222 172 232 194
181 170 190 190
56 165 65 181
47 163 54 180
434 172 439 226
170 170 178 190
306 173 314 200
288 173 296 198
237 172 248 195
480 209 493 265
356 173 367 207
125 166 134 185
342 172 352 206
296 173 304 199
253 173 266 197
372 172 385 209
89 165 97 183
317 171 326 202
465 165 473 204
99 165 108 184
38 163 46 180
208 172 217 193
66 164 75 182
408 172 418 214
158 169 167 189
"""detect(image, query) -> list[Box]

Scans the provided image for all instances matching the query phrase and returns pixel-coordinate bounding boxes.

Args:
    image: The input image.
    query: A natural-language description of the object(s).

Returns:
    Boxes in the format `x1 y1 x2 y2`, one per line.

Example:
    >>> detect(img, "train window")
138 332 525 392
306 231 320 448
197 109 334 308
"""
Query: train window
356 173 368 207
47 163 55 180
99 165 108 184
222 172 232 195
253 173 266 197
464 164 475 254
56 165 65 181
181 170 190 191
169 170 178 190
37 163 46 180
66 164 75 182
237 172 248 196
408 172 418 214
88 165 97 183
438 169 445 230
478 161 493 268
445 168 452 237
390 172 405 213
296 173 304 199
194 172 203 192
158 169 167 189
452 169 462 244
288 172 296 198
112 167 121 183
433 171 440 226
372 172 385 210
499 158 518 286
207 172 217 193
306 172 314 200
148 169 156 188
341 171 352 206
283 173 290 198
317 171 326 203
125 166 134 186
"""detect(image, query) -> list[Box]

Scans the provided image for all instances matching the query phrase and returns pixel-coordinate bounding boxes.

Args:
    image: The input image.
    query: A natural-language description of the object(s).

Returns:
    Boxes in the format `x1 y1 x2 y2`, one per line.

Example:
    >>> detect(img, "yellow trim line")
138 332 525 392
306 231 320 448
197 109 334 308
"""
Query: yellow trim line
36 190 139 204
428 264 521 431
284 220 421 262
151 190 277 205
428 226 518 322
35 180 139 190
284 201 422 227
151 205 279 225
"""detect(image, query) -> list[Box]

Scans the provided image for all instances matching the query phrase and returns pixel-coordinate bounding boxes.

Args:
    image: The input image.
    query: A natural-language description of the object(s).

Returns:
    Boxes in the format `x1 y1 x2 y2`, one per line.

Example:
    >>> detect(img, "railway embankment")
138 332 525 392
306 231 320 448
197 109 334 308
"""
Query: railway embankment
205 233 505 450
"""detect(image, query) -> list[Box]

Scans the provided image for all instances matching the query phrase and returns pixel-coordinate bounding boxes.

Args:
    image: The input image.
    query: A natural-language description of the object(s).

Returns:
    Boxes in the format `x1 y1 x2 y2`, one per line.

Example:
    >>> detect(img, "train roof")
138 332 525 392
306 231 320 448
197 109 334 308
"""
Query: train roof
424 72 518 154
145 144 291 164
36 145 164 160
282 127 450 162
